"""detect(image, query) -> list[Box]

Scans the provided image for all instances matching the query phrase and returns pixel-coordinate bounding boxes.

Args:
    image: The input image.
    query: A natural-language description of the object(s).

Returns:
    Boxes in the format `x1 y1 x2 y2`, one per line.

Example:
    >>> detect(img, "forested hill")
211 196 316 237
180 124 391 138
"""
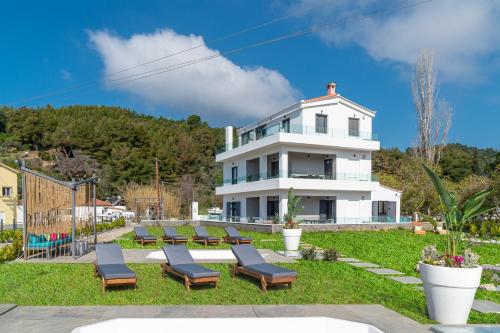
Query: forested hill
0 105 225 197
0 105 498 214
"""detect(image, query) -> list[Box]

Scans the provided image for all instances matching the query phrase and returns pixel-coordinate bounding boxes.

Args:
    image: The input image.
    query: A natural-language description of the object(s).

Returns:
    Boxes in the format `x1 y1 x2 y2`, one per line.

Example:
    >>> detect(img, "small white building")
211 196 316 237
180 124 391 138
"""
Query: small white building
215 83 401 224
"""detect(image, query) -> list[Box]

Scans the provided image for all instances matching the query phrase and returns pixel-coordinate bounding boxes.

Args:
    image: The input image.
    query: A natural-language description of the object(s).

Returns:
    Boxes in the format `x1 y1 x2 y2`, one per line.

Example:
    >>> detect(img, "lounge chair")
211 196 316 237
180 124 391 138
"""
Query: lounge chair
230 244 297 292
412 222 426 235
161 245 219 291
134 226 157 245
192 226 220 246
224 227 253 245
94 243 137 292
162 227 188 244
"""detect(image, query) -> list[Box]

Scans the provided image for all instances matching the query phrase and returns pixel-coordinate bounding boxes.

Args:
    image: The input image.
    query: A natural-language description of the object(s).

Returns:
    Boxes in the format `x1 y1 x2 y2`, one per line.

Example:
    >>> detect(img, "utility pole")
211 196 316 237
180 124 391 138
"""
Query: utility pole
155 158 161 220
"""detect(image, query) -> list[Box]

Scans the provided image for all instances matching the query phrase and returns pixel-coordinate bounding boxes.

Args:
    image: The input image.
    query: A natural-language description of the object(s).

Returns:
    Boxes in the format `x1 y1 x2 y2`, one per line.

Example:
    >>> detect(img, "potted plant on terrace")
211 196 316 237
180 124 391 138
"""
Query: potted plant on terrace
282 188 303 255
419 163 493 325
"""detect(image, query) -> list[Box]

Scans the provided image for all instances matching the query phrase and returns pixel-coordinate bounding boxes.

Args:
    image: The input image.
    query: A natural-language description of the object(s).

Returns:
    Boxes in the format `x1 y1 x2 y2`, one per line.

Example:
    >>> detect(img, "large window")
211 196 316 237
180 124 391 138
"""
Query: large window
255 125 267 140
282 119 290 133
348 117 360 137
226 202 241 220
231 166 238 185
241 131 251 145
315 114 327 134
377 201 388 216
2 187 12 197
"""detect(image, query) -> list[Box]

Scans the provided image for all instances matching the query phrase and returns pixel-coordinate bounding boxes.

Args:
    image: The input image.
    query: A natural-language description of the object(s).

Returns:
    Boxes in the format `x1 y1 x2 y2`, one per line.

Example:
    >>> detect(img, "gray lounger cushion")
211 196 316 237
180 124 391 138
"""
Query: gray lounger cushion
171 264 219 279
231 244 266 266
245 263 297 278
95 244 136 279
163 227 188 240
162 245 195 266
225 227 252 241
194 226 218 240
98 264 136 279
96 243 125 265
134 226 156 240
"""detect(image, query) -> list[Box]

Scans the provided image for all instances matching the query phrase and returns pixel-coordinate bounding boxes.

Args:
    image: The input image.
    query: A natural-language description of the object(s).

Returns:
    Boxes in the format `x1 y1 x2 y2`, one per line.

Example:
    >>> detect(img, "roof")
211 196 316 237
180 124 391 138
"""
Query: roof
0 162 20 174
379 184 403 193
303 94 338 103
96 199 112 206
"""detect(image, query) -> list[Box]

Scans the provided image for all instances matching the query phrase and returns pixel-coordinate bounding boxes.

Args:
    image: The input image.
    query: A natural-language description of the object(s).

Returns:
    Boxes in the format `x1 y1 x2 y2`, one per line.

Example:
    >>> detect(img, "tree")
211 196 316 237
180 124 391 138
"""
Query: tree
411 50 452 165
471 147 480 175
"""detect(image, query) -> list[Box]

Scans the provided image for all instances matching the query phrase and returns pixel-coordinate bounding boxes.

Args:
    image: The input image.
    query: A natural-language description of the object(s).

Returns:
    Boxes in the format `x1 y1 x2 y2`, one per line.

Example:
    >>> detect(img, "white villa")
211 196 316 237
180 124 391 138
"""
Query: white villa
215 83 402 224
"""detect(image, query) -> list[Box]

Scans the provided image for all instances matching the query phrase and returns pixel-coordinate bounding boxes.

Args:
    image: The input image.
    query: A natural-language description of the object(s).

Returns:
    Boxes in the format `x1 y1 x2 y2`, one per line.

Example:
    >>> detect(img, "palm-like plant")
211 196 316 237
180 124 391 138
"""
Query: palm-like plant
422 163 493 257
283 188 303 229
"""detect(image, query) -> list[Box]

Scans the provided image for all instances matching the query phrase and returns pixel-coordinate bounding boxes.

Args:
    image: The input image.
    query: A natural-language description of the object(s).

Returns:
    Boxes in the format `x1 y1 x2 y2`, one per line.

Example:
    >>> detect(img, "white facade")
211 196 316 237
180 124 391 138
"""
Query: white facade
215 83 401 224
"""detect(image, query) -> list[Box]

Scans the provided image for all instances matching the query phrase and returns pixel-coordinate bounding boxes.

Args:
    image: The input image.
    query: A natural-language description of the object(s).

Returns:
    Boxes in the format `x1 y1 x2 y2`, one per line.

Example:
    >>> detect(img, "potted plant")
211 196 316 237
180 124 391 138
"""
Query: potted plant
419 163 492 325
282 188 303 255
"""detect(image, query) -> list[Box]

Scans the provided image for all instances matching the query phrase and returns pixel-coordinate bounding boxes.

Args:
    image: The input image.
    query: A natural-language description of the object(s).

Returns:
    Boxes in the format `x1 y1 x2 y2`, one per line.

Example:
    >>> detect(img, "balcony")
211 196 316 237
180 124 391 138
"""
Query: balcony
218 171 378 186
216 124 379 154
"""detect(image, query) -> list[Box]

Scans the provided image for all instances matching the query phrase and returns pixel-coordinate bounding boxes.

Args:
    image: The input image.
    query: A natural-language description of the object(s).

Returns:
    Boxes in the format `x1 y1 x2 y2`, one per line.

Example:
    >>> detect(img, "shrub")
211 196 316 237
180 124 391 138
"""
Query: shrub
300 247 317 260
0 232 22 264
323 248 338 262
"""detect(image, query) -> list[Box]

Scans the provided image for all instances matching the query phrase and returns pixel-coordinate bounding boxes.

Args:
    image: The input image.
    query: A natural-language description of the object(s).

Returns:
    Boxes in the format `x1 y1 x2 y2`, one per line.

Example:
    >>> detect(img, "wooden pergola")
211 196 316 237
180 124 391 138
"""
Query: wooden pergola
21 162 98 259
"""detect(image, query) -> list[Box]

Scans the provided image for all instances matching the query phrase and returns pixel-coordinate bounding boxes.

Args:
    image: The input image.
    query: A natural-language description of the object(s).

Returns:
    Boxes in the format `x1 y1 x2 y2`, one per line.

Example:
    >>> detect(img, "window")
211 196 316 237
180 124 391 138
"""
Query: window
348 118 360 137
378 201 388 216
231 166 238 185
270 160 279 178
2 187 12 197
255 125 267 140
282 119 290 133
315 114 327 134
241 131 251 145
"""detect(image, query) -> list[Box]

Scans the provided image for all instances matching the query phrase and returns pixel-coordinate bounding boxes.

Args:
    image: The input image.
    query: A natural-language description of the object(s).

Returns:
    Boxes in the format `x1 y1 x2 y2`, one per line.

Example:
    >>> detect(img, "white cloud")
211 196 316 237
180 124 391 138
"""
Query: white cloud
88 29 300 120
288 0 500 81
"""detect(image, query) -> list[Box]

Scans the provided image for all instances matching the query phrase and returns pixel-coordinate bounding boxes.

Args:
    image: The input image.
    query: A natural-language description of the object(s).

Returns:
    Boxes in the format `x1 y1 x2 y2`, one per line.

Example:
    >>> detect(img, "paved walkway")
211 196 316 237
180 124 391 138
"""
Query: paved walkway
0 304 431 333
15 248 295 264
96 226 133 243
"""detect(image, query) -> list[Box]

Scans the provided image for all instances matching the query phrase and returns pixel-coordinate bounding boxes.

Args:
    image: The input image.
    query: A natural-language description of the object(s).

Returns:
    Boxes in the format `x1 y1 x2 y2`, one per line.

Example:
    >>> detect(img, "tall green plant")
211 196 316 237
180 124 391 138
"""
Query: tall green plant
283 188 303 229
421 163 493 256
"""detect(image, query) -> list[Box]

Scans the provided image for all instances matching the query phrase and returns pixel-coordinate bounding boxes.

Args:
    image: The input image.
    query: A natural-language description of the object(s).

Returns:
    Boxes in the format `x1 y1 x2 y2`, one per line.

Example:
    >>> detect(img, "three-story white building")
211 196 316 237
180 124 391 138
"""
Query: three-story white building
215 83 401 224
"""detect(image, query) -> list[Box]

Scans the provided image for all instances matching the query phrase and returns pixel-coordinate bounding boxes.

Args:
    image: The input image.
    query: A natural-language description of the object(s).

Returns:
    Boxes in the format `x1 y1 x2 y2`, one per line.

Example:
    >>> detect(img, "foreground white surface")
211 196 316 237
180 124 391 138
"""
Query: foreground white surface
71 317 384 333
145 249 270 260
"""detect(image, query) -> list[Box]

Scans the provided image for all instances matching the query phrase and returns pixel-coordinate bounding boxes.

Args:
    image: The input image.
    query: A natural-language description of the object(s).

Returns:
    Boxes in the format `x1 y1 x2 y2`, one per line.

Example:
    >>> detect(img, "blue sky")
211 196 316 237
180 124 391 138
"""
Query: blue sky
0 0 499 149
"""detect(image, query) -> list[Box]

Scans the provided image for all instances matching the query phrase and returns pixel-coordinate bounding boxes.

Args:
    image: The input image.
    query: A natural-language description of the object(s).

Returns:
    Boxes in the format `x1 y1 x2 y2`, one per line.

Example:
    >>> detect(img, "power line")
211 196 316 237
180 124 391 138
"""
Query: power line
4 2 324 106
7 0 434 106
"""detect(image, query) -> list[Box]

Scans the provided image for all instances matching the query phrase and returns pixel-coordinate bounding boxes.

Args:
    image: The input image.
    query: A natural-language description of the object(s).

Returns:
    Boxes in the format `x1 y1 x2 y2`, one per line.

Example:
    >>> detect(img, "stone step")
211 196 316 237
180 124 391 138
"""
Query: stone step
365 268 404 275
471 300 500 314
388 276 423 284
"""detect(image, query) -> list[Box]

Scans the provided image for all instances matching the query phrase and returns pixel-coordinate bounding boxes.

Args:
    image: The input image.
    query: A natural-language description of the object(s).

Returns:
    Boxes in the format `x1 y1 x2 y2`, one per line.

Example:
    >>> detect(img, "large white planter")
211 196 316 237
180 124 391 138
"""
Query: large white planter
282 228 302 253
419 262 482 325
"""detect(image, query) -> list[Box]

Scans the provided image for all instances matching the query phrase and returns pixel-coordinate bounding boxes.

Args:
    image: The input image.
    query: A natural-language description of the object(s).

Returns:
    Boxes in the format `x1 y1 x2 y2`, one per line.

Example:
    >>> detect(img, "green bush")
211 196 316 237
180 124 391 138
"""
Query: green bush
466 219 500 238
0 232 22 264
0 230 21 243
300 247 317 260
323 248 338 262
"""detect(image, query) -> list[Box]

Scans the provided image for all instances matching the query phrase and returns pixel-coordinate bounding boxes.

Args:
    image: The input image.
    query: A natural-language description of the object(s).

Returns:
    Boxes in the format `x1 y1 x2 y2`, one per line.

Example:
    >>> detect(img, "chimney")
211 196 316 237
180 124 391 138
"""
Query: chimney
326 82 336 96
225 126 233 151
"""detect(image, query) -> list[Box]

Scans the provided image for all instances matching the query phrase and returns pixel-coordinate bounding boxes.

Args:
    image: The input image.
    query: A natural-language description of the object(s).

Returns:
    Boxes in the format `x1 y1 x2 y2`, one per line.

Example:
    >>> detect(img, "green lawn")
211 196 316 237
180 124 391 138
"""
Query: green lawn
0 228 498 324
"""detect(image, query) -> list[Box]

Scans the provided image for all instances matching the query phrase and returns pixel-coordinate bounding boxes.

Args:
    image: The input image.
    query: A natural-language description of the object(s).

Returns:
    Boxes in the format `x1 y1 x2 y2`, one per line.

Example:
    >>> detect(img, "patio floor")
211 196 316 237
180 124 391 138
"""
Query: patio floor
0 304 431 333
14 248 295 264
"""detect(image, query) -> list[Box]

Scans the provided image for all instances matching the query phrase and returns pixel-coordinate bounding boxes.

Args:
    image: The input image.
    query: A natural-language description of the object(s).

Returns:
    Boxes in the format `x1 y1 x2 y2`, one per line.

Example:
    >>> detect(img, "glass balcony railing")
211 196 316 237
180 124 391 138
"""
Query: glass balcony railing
216 124 379 154
205 215 411 224
219 171 378 186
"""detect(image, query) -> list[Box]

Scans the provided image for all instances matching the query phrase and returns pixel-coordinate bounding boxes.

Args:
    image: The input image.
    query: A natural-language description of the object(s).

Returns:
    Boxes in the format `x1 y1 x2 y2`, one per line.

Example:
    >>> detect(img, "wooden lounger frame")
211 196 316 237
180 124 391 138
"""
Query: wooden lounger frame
94 262 137 292
223 236 252 245
162 236 188 245
160 263 219 291
134 235 157 245
192 236 220 246
230 263 296 292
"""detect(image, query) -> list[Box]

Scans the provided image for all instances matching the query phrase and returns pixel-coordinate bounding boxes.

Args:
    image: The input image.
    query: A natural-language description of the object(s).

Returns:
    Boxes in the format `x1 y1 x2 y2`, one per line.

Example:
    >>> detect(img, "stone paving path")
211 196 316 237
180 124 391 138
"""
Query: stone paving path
0 304 431 333
472 300 500 314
